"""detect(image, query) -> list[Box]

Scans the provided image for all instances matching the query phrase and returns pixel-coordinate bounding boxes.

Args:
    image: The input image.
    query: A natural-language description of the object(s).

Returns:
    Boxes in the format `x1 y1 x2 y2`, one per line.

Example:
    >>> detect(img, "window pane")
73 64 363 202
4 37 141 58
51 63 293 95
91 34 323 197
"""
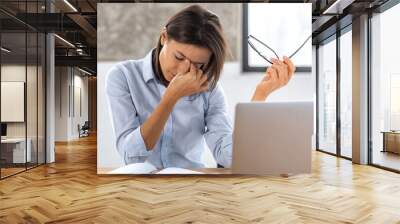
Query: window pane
371 3 400 171
318 37 337 154
247 3 311 67
340 29 352 158
390 75 400 130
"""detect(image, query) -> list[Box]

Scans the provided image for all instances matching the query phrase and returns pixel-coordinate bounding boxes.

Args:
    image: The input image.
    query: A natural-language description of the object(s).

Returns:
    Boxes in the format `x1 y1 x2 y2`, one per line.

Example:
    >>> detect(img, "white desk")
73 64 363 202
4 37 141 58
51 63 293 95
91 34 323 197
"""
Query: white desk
1 138 32 163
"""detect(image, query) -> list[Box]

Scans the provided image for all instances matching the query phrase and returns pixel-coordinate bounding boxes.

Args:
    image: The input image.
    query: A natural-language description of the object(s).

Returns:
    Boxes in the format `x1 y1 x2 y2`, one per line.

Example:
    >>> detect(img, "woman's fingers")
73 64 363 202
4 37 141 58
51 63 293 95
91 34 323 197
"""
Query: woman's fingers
283 56 295 79
271 58 288 86
271 63 283 85
200 85 209 93
189 63 208 92
200 80 209 88
189 63 205 83
188 63 198 79
283 56 295 73
268 66 278 85
254 57 296 101
200 72 208 85
196 67 204 81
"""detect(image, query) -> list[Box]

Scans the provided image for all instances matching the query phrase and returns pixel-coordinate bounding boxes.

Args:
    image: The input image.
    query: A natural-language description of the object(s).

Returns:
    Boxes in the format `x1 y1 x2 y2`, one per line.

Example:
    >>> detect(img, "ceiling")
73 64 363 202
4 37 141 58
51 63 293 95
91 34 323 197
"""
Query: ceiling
1 0 97 74
310 0 391 43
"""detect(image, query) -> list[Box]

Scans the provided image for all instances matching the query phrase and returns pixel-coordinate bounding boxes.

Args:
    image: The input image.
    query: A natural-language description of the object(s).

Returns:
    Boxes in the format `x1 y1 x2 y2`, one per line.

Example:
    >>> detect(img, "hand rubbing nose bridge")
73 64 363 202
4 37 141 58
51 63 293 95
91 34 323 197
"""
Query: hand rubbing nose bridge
177 58 191 74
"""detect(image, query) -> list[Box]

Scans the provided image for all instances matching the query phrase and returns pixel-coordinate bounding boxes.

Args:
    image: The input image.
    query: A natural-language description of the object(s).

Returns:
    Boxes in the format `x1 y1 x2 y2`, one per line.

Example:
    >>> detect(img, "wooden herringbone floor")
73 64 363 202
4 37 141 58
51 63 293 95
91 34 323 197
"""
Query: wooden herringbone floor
1 134 400 223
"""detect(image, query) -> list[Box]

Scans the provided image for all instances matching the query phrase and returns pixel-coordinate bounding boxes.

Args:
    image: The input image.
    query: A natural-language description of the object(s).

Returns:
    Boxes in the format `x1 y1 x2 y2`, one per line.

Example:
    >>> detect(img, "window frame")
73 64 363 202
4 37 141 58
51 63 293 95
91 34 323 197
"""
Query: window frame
315 24 352 161
242 3 312 73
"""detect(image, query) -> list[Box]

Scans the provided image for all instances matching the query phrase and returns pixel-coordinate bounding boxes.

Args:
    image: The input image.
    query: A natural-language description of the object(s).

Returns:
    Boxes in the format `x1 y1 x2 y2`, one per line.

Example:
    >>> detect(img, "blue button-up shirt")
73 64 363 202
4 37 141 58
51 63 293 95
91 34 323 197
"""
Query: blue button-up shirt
105 50 233 169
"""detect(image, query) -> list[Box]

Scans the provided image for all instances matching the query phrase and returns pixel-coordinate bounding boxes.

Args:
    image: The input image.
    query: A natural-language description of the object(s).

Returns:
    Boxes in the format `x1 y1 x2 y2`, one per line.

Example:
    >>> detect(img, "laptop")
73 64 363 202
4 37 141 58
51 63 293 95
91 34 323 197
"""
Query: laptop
232 102 314 175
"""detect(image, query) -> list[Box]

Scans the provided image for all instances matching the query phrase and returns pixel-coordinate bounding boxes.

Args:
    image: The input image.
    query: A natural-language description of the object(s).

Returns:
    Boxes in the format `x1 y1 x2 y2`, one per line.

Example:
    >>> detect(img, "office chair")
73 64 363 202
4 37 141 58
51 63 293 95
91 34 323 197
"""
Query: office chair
79 121 90 138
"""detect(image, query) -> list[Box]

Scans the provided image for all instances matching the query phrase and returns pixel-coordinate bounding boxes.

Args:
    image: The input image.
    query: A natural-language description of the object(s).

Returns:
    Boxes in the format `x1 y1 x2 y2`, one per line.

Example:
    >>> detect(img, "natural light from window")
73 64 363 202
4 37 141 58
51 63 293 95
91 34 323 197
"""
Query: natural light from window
247 3 312 68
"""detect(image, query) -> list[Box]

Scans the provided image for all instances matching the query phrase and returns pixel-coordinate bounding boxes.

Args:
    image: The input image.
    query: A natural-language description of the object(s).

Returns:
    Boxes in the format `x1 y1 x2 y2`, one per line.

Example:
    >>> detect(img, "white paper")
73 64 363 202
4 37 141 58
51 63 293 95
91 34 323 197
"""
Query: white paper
108 162 157 174
109 163 204 174
156 167 203 174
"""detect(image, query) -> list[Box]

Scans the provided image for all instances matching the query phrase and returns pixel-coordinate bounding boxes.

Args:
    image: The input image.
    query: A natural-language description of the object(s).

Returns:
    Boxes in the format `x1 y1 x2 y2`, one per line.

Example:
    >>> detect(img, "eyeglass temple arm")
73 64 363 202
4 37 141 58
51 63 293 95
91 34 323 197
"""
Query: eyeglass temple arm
288 34 312 59
248 41 273 64
248 35 280 60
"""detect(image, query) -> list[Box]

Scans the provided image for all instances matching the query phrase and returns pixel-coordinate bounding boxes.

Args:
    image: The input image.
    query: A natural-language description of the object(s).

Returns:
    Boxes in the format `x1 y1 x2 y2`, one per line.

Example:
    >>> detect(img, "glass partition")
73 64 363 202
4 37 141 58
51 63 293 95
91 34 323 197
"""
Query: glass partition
339 28 352 158
371 3 400 171
0 1 46 179
1 30 28 178
317 36 337 155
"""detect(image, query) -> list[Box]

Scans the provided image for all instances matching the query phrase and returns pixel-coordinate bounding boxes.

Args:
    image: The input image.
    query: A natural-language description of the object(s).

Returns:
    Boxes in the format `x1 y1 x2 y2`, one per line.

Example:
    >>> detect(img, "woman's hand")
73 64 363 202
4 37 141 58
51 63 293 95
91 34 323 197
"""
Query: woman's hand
142 63 208 150
251 56 296 101
165 63 209 102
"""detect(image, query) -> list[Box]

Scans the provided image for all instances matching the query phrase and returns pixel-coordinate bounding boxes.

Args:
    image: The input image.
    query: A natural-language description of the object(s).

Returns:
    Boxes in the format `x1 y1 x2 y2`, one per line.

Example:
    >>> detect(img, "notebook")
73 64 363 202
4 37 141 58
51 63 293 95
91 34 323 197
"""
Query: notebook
108 162 203 174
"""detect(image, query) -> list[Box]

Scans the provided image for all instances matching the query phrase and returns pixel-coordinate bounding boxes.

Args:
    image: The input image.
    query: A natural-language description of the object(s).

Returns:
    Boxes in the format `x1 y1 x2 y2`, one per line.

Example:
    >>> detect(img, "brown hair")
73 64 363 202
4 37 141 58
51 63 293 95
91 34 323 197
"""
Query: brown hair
154 4 228 90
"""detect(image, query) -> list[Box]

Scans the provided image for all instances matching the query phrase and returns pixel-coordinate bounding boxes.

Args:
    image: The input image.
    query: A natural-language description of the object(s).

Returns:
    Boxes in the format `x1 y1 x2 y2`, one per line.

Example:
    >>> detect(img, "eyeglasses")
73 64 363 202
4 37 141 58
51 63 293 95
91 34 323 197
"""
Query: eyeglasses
247 34 312 64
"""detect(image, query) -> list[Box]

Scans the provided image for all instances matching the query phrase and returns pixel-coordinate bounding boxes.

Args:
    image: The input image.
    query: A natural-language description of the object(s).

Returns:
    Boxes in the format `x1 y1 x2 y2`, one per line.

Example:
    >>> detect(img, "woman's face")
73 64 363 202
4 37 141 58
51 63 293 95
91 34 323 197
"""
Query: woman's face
159 30 212 82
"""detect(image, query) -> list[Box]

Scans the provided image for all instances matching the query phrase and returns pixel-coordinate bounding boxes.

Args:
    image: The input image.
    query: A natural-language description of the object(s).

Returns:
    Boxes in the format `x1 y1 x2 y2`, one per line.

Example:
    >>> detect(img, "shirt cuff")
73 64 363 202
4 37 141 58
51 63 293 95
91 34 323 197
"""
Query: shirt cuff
121 126 151 157
220 143 232 168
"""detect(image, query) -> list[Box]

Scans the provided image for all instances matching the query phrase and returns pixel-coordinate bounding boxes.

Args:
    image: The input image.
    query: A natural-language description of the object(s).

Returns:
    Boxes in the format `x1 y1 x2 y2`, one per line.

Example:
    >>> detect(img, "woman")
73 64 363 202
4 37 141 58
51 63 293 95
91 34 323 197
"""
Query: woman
106 5 295 169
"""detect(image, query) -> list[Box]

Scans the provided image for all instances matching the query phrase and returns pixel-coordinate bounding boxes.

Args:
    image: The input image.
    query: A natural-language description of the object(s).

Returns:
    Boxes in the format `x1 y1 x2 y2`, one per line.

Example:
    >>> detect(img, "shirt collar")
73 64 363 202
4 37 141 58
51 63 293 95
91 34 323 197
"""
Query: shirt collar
142 49 156 83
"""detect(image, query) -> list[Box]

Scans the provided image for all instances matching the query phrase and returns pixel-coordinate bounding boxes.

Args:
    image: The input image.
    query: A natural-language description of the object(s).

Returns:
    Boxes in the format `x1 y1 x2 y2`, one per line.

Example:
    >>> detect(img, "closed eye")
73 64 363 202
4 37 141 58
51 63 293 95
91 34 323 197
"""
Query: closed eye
174 54 184 61
174 52 206 69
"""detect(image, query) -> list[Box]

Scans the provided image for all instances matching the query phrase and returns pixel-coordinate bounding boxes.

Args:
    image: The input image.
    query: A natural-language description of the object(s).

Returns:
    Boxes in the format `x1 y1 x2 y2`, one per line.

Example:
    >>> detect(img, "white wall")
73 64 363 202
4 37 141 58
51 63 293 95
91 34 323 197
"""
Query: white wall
54 67 89 141
97 61 315 169
55 67 68 141
71 73 89 138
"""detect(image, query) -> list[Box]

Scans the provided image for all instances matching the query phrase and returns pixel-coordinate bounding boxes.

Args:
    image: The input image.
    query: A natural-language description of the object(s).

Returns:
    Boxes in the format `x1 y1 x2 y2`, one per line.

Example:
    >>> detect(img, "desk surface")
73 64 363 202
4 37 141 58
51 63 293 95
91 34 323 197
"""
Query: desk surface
97 167 232 175
381 131 400 134
1 138 27 143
